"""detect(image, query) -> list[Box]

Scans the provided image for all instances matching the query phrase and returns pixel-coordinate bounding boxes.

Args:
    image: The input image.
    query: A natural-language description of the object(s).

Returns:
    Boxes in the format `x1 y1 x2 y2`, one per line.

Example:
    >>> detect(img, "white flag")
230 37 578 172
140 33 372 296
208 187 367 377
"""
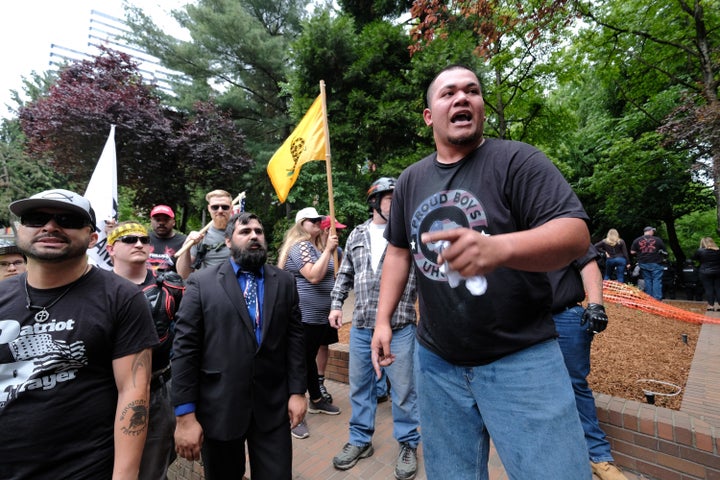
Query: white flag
84 125 118 270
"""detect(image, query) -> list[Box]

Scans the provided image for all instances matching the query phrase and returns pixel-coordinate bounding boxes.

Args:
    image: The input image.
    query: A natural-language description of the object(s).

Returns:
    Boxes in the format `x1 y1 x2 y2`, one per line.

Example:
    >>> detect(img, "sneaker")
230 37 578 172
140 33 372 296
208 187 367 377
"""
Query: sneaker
332 442 374 470
291 420 309 439
394 442 418 480
318 376 333 403
309 398 341 415
591 461 629 480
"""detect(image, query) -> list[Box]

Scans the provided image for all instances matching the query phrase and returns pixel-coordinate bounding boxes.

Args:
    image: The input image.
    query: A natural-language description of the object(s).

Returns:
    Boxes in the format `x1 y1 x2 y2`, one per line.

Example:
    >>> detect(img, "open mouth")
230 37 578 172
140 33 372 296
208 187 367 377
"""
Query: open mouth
451 112 472 123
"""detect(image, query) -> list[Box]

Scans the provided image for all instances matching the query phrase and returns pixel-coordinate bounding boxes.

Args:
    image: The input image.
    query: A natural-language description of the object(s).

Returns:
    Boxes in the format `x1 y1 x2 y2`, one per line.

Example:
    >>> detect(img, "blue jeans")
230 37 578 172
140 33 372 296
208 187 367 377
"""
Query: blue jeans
348 324 420 447
554 306 613 463
415 340 590 480
640 262 664 300
604 257 626 282
376 368 389 397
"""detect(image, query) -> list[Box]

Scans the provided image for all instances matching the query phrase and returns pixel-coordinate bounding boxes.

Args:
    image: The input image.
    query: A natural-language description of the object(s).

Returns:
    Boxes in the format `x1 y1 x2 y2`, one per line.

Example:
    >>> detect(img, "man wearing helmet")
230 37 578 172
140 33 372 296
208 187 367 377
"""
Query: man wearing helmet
329 178 421 480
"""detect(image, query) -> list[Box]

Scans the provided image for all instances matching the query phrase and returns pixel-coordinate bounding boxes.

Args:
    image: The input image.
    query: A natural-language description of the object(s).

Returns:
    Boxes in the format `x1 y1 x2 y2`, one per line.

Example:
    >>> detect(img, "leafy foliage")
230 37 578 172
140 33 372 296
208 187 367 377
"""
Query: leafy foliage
339 0 414 26
285 12 426 223
408 0 573 58
18 48 250 228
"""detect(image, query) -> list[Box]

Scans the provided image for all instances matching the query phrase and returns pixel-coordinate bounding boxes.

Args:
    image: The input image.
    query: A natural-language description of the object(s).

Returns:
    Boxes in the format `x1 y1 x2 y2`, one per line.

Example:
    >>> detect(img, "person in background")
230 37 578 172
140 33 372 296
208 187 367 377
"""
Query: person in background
316 214 346 404
277 207 341 440
176 190 233 279
594 228 630 283
630 226 667 300
329 177 421 480
371 65 591 479
107 221 185 480
548 246 629 480
0 239 26 280
147 205 187 273
692 237 720 311
0 188 157 479
172 212 306 479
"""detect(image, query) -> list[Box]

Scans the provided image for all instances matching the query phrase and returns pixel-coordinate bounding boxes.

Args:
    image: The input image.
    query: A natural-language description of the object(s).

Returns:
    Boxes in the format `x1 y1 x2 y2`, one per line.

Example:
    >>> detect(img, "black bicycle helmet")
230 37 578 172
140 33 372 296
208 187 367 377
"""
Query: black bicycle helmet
367 177 396 212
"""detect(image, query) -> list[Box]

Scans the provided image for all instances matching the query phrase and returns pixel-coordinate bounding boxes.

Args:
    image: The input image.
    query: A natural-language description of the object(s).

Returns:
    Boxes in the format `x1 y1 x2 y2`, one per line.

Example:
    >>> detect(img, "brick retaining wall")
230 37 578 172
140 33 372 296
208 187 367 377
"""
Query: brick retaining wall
594 393 720 479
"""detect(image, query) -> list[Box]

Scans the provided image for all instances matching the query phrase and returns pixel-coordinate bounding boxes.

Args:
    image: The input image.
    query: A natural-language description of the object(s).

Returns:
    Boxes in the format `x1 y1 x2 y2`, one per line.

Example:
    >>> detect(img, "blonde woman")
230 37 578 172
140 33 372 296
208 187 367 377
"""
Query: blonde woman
278 207 341 439
594 229 630 282
692 237 720 311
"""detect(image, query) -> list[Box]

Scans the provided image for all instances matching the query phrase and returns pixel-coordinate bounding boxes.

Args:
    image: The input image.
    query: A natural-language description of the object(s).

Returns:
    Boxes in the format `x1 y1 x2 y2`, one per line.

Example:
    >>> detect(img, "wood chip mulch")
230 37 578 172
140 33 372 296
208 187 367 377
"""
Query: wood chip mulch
336 301 704 410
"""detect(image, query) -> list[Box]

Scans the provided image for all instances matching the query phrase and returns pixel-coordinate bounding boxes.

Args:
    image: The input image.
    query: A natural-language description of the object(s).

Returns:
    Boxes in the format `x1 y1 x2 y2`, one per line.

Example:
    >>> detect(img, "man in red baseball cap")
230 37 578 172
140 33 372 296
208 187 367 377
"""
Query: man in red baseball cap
320 216 347 231
148 205 187 273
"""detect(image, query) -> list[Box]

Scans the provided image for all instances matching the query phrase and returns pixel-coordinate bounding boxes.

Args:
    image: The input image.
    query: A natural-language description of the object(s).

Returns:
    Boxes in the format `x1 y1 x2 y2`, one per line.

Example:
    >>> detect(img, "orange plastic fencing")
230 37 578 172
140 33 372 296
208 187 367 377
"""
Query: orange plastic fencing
603 280 720 325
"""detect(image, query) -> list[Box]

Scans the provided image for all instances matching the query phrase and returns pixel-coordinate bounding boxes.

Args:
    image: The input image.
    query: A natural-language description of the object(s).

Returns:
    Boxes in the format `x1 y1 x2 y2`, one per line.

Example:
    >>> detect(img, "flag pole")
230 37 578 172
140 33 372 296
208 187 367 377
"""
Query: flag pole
320 80 339 275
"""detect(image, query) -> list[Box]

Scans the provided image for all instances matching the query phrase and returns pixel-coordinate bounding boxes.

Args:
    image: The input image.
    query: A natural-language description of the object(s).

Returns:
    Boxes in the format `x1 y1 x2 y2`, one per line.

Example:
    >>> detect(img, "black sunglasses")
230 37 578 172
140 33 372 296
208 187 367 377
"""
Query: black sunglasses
118 235 151 245
210 204 231 211
21 212 90 229
306 218 322 224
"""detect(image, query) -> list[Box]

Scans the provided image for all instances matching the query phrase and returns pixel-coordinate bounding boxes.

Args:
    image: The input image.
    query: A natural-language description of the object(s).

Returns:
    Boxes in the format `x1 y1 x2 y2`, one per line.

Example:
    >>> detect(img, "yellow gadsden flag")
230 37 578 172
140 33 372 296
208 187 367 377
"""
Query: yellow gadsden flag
267 95 327 203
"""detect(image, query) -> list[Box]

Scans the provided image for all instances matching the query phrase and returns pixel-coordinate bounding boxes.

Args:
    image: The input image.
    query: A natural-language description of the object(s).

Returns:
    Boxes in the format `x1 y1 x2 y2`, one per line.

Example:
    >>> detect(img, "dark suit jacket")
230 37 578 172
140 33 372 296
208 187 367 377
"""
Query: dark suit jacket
171 261 306 441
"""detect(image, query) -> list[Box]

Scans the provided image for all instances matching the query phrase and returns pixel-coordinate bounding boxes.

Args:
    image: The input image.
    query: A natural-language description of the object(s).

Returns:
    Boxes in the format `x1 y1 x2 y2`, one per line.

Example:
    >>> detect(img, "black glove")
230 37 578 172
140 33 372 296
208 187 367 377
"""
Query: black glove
581 303 608 334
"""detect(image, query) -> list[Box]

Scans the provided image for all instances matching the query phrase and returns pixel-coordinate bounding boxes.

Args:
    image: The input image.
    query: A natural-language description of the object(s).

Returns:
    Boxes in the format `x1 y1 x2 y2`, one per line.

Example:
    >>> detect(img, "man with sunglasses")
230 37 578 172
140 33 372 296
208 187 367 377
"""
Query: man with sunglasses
0 239 26 280
176 190 233 279
107 222 185 480
0 188 158 479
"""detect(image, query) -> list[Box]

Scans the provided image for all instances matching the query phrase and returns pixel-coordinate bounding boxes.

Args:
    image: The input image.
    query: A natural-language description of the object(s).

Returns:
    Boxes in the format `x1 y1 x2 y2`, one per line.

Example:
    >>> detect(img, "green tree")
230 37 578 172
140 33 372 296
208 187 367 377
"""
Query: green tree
124 0 311 226
575 0 720 230
286 12 424 228
124 0 307 157
339 0 414 26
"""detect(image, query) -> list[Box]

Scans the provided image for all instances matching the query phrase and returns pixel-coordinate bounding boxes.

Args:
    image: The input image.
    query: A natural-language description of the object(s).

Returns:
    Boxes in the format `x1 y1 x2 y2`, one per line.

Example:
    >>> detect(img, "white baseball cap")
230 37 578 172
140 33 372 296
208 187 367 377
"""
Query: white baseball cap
295 207 322 224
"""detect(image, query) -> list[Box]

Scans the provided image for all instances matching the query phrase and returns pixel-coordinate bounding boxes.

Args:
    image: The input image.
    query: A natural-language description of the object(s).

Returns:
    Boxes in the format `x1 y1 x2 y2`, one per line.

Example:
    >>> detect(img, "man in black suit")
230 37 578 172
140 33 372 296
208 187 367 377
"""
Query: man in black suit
171 212 307 479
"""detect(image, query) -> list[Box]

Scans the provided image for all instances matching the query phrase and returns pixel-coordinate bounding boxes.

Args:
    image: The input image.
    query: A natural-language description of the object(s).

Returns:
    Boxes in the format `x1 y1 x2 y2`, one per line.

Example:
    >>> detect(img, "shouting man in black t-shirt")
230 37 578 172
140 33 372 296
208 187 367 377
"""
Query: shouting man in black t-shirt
371 65 593 480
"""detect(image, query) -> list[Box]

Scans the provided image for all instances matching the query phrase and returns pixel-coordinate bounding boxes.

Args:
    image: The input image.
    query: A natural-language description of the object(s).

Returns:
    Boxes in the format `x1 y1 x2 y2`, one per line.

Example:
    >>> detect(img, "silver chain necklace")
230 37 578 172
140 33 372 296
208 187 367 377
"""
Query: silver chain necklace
24 267 91 322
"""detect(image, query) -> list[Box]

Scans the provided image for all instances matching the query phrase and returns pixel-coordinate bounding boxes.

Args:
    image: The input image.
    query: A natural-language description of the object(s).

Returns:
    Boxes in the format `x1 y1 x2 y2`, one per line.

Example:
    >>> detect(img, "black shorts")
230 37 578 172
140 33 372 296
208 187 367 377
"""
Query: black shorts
320 323 339 346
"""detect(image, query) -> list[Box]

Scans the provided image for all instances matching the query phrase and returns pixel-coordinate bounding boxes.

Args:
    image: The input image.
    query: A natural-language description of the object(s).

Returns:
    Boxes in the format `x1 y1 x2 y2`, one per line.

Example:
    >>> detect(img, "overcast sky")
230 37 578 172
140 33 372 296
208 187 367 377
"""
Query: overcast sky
0 0 186 119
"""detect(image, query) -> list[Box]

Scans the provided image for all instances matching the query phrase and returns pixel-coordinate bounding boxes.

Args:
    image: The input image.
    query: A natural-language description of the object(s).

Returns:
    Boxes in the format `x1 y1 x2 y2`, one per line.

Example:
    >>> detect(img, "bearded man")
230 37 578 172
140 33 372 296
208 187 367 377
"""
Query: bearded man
171 212 306 480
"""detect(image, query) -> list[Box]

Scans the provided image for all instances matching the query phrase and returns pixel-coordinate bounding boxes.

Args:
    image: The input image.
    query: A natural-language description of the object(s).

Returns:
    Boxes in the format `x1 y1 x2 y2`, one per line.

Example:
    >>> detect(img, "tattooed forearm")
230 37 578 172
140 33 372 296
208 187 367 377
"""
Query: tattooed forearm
119 400 149 436
130 349 152 387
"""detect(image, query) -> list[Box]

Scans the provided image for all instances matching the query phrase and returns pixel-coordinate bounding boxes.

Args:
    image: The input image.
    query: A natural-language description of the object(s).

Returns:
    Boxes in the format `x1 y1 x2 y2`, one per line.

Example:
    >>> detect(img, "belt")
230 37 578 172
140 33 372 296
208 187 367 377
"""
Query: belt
150 365 171 390
551 302 582 315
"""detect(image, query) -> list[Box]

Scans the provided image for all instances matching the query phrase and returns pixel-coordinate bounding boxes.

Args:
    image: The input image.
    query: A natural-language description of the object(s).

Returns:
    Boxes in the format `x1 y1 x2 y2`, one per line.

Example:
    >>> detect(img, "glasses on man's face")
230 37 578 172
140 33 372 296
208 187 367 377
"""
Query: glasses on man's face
0 260 24 269
210 204 231 211
20 212 89 229
117 235 151 245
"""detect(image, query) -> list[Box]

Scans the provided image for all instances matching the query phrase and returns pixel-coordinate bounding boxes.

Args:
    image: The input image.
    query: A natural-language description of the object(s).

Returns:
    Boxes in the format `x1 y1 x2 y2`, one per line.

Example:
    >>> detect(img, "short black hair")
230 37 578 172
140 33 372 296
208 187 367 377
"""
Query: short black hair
426 64 478 107
225 212 261 238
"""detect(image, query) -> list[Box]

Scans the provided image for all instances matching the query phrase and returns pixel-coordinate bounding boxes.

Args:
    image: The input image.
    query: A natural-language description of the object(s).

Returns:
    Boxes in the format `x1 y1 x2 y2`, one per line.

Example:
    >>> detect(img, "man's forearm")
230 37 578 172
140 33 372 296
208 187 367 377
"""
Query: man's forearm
580 260 604 305
176 250 193 280
112 349 152 479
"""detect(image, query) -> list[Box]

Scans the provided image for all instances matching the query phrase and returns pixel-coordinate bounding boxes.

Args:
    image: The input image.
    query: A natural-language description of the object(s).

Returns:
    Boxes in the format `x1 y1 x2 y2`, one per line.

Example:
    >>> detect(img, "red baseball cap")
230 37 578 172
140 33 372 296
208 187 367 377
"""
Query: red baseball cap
150 205 175 218
320 216 346 230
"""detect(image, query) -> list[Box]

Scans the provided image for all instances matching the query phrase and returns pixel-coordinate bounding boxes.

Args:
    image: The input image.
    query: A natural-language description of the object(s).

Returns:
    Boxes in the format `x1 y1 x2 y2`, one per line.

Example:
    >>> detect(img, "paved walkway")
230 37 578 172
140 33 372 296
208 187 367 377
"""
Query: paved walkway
288 379 643 480
681 320 720 426
170 376 646 480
